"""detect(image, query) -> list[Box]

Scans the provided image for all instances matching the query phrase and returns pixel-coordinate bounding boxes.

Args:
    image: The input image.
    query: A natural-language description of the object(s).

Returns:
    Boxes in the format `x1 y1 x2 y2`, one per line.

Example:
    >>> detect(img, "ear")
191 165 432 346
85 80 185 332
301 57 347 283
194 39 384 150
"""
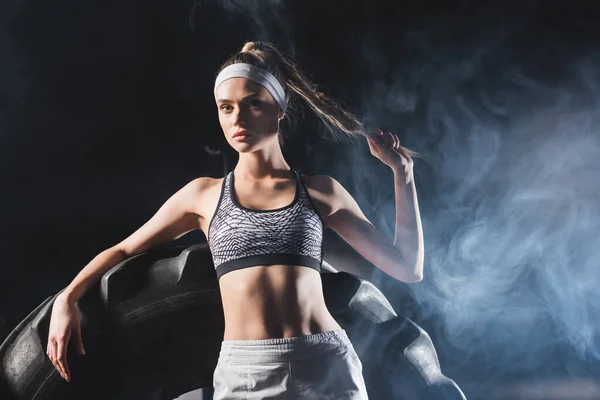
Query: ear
278 112 285 121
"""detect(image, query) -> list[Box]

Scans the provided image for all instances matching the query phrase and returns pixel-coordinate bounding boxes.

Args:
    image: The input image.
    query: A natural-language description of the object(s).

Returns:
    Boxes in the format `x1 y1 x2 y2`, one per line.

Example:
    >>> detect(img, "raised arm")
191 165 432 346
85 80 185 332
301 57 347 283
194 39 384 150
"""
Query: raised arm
326 176 423 283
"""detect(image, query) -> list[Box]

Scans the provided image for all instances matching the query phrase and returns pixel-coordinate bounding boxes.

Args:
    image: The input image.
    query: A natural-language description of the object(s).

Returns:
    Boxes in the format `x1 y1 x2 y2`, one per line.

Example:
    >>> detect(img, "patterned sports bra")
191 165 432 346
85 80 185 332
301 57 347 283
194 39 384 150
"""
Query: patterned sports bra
207 168 324 280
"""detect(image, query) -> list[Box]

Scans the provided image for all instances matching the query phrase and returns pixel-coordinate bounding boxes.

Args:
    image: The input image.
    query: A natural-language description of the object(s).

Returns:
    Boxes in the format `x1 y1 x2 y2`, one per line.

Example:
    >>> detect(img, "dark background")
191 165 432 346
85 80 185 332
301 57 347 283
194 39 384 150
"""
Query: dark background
2 1 600 399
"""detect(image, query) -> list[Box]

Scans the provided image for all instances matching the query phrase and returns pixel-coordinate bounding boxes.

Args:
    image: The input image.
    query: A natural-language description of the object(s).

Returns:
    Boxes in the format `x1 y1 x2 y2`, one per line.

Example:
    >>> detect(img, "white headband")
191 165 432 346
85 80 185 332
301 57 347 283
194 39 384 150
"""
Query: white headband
214 63 287 114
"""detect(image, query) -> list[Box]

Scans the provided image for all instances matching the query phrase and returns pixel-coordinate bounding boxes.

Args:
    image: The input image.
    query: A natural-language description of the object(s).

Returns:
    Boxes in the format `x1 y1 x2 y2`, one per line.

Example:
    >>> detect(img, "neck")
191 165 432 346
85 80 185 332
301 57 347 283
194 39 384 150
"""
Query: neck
234 146 291 181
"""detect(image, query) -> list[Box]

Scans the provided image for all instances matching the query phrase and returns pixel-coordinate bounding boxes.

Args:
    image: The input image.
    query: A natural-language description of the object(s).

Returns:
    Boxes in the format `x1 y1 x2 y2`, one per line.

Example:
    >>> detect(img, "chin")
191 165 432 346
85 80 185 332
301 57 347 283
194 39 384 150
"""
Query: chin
235 146 257 153
229 140 258 153
230 135 276 152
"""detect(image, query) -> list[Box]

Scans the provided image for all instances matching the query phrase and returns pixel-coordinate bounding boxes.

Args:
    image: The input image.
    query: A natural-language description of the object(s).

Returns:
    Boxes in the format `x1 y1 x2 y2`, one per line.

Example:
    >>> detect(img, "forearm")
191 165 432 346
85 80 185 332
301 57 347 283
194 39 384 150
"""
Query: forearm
61 247 129 303
322 230 380 283
392 166 424 280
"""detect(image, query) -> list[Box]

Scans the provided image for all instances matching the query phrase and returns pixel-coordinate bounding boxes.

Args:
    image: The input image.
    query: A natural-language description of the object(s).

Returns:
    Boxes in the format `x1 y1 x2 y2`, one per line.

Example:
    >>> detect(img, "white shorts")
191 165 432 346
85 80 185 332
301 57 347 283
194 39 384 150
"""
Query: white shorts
213 329 369 399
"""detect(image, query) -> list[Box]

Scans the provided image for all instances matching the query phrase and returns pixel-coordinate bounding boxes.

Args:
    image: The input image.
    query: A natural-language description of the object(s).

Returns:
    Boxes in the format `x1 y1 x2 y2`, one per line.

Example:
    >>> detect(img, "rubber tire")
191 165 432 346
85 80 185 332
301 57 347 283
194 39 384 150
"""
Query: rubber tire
0 243 465 399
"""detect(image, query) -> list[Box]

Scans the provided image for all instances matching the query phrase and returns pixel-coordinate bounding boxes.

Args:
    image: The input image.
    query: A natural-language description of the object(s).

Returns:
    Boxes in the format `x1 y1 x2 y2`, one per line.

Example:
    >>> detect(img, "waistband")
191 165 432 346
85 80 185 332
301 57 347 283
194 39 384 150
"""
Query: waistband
219 329 351 363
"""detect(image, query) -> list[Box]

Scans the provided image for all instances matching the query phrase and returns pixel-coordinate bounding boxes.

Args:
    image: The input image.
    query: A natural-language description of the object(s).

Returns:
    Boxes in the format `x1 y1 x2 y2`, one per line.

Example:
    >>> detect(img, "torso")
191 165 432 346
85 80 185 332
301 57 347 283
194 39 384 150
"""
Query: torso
195 171 342 341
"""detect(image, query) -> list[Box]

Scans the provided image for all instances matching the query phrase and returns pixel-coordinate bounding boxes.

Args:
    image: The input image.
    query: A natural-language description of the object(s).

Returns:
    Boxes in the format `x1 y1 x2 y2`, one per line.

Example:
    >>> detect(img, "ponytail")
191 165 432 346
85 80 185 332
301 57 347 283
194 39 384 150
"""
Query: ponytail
216 41 419 157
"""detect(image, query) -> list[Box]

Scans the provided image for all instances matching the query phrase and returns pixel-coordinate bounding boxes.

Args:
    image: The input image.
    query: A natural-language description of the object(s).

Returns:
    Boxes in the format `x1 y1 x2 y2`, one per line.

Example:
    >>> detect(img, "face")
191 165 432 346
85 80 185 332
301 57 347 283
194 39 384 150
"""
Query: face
215 77 284 152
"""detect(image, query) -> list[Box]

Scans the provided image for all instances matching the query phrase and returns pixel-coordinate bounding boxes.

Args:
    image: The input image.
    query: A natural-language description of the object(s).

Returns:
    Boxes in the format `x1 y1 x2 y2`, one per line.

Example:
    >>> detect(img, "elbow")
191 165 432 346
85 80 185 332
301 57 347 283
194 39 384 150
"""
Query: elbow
410 261 424 282
396 269 422 283
108 246 131 261
391 272 422 283
395 261 423 283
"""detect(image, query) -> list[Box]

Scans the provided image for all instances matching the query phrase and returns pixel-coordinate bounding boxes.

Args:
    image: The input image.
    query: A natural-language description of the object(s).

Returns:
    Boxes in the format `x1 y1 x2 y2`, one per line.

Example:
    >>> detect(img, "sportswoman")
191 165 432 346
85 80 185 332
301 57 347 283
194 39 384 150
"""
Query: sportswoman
46 41 424 399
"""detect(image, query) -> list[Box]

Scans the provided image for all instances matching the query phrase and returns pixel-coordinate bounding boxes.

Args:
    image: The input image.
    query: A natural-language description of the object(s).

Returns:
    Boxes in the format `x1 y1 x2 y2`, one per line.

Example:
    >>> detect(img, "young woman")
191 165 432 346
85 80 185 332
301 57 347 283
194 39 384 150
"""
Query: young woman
46 41 424 399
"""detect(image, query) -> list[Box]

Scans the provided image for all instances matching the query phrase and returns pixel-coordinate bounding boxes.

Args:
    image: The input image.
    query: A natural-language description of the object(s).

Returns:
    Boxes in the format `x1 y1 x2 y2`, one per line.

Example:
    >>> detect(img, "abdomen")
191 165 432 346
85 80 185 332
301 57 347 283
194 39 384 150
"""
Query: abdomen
219 264 340 340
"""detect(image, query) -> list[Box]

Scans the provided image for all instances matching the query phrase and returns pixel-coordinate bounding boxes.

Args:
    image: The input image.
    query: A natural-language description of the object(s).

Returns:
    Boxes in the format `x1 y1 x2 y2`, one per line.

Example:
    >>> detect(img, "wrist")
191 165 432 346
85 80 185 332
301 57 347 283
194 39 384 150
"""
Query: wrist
390 162 405 174
59 287 79 305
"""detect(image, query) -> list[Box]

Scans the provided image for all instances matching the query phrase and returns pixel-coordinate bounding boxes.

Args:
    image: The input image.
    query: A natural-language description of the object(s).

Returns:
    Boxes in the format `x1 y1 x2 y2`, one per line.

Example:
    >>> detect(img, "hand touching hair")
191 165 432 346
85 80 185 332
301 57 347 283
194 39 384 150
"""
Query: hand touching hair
218 40 419 158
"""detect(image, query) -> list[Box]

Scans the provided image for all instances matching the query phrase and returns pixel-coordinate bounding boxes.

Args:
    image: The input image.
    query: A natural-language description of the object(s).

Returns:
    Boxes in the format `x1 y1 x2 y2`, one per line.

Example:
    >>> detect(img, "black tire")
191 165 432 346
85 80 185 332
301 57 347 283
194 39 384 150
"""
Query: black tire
0 242 465 400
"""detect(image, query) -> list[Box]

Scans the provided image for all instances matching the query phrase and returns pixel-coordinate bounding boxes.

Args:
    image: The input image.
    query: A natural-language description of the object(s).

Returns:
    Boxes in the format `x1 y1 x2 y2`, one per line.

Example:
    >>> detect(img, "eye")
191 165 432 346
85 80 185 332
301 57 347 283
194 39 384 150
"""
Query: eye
220 104 233 112
248 100 261 109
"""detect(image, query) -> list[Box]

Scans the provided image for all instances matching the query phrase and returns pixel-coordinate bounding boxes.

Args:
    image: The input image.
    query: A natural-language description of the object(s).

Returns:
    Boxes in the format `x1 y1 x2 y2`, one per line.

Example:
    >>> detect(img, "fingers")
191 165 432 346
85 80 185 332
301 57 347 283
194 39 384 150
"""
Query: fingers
374 130 399 149
46 340 56 373
391 133 399 149
381 130 394 147
367 129 411 159
366 135 381 156
47 336 70 381
367 130 397 156
383 131 413 162
47 339 62 380
56 339 71 382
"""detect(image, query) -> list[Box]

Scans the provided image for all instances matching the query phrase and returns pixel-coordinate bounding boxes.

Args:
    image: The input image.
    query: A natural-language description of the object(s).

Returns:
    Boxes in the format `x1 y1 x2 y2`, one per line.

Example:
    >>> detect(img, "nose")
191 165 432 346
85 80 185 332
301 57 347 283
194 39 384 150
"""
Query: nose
233 107 247 127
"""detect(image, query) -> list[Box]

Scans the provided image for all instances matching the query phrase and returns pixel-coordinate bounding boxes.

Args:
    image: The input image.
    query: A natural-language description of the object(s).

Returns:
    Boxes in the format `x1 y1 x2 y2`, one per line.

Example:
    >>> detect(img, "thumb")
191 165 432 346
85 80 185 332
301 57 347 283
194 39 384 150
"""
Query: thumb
366 135 380 154
73 321 86 355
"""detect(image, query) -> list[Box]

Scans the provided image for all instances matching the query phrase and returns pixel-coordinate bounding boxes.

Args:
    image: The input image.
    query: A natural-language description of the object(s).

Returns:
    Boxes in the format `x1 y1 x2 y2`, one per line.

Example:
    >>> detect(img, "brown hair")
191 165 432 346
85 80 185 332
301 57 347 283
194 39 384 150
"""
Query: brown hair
216 41 418 157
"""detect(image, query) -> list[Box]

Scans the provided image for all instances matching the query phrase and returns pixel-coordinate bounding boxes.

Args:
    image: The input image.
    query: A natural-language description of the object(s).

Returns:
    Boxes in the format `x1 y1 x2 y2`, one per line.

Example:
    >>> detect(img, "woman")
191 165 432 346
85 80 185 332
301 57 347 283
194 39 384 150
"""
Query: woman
46 41 424 399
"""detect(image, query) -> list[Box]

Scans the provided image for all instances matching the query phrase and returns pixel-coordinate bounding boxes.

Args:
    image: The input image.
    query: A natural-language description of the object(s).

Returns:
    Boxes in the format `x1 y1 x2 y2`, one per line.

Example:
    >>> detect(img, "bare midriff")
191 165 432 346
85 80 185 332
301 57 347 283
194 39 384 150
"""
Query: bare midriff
198 175 341 341
218 264 342 341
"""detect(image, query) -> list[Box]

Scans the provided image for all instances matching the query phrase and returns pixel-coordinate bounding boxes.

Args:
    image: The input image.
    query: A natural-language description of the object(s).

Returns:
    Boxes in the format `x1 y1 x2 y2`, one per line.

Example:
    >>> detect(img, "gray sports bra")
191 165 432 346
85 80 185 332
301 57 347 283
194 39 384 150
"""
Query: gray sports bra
207 168 324 280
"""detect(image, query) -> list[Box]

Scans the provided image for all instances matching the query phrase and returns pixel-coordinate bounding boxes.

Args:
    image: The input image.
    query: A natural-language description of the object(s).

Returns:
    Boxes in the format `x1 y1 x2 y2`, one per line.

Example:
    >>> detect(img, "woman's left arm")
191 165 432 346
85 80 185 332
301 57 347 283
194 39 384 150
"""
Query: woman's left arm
327 130 424 283
391 165 424 281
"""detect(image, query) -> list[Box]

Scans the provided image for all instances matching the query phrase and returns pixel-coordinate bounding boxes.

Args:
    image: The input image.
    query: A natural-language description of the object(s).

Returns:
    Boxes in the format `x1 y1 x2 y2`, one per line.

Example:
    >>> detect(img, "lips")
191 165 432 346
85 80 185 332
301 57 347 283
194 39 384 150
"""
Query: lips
233 131 250 138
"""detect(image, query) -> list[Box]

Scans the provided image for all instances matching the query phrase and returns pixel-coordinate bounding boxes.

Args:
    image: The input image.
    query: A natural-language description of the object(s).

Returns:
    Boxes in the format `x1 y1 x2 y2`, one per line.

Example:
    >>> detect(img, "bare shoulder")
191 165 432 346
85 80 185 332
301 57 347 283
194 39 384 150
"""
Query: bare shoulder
301 174 336 194
302 174 346 199
192 176 221 191
114 176 221 257
192 175 226 221
187 176 225 195
179 176 212 203
300 174 345 229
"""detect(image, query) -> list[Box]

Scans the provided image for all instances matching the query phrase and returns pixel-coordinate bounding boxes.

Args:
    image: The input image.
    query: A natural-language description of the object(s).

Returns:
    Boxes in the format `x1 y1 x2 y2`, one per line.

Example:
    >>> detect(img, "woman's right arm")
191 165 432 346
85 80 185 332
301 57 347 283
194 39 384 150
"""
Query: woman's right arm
63 177 207 303
48 177 208 381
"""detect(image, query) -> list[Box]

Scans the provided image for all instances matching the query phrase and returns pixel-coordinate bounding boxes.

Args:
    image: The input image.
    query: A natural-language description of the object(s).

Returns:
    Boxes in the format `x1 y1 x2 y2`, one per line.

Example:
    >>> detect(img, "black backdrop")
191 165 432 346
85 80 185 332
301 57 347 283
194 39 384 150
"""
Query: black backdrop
2 1 600 398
